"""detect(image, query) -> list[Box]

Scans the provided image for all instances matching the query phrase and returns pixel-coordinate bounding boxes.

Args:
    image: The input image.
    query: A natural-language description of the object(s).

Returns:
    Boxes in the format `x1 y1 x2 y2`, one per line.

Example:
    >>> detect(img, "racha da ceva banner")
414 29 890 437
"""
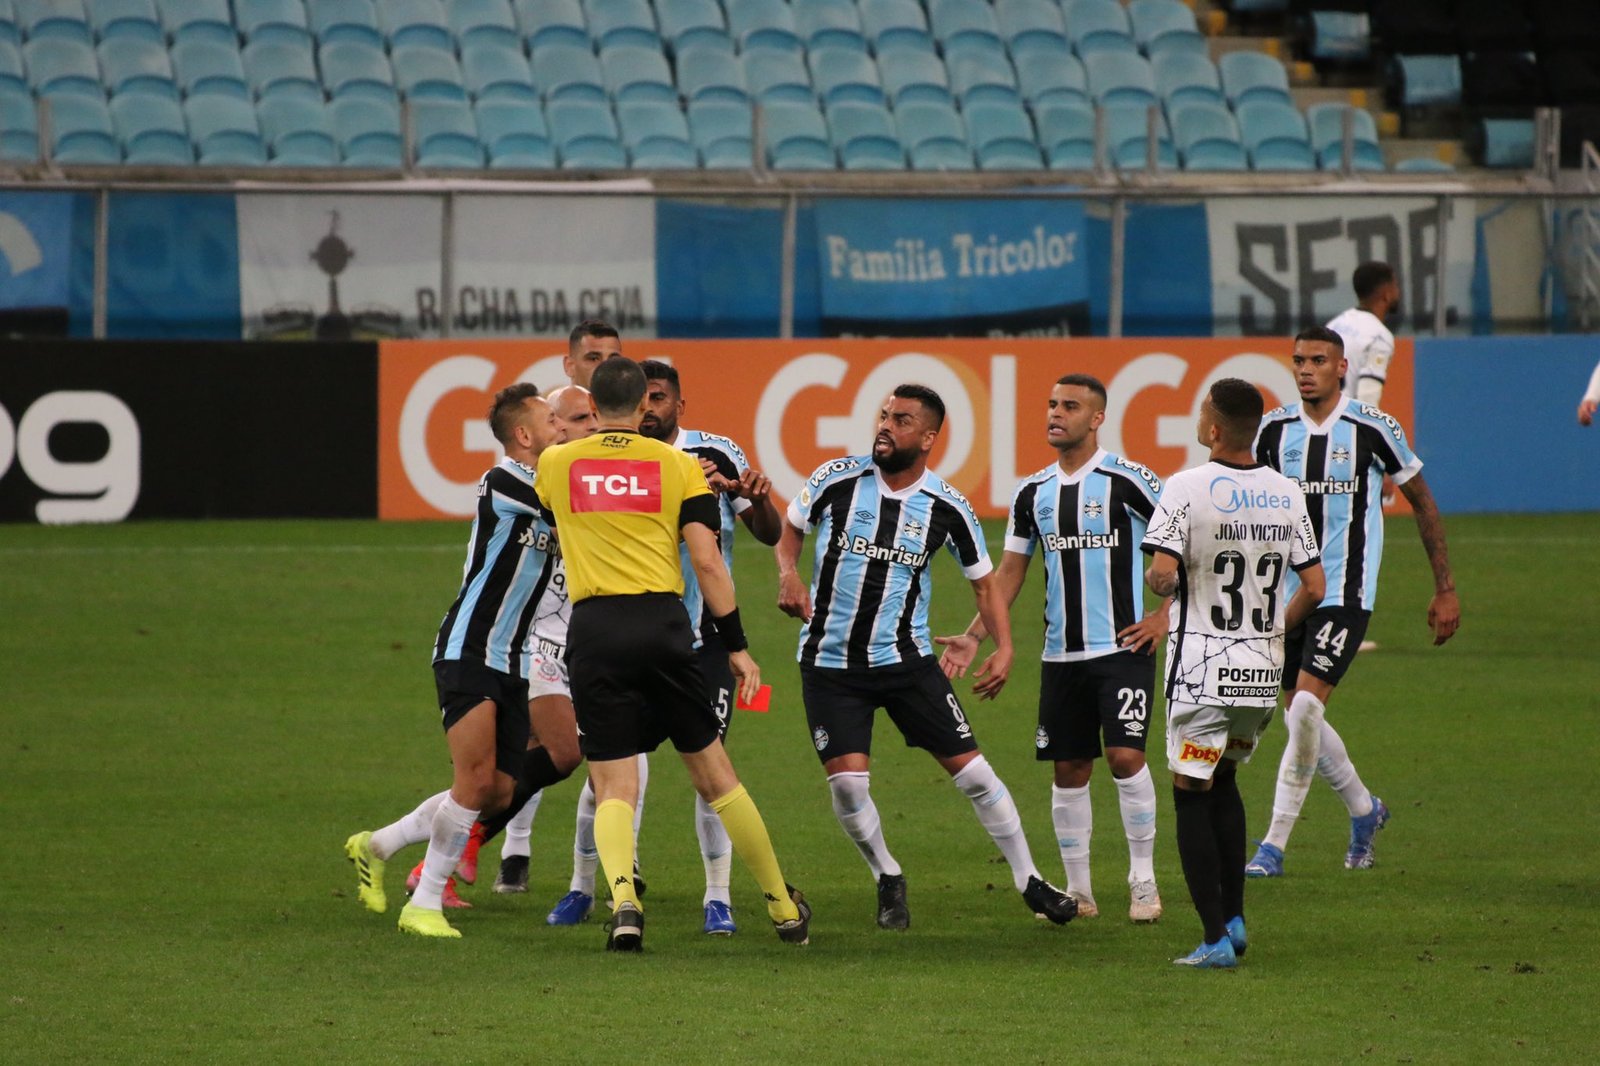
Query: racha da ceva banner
377 337 1415 520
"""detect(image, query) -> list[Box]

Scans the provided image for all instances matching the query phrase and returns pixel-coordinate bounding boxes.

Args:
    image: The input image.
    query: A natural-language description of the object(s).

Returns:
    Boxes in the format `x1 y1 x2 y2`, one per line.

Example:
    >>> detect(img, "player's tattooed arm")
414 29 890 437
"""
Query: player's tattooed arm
1398 473 1460 646
1144 552 1179 597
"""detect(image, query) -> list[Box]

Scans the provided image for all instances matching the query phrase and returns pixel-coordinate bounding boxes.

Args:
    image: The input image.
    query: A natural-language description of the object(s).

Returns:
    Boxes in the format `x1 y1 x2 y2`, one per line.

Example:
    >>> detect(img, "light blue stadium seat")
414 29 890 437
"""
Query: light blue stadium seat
600 44 674 103
1480 117 1533 168
88 0 161 43
1308 103 1383 170
1219 51 1291 109
308 0 381 48
997 0 1068 56
1105 101 1176 169
859 0 932 55
393 45 466 101
330 94 399 165
530 43 606 102
1016 45 1088 108
878 49 949 105
1309 11 1369 62
242 40 319 101
515 0 586 51
548 96 625 168
1153 51 1223 109
586 0 658 51
410 98 484 167
742 46 812 104
0 38 24 94
1128 0 1205 58
965 100 1041 169
763 101 832 168
474 96 554 167
379 0 451 52
157 0 234 46
235 0 311 46
24 38 101 97
257 94 339 165
462 41 536 101
1085 51 1157 107
1036 99 1095 168
948 50 1019 105
793 0 865 53
810 46 884 106
173 39 247 99
658 0 727 53
1172 100 1246 171
319 40 396 102
0 85 39 160
1062 0 1136 56
97 36 175 98
19 0 92 45
1392 54 1462 108
828 99 902 169
45 90 118 161
1237 98 1314 170
450 0 518 50
726 0 800 54
0 5 17 48
184 93 266 163
687 96 751 167
677 46 746 102
929 0 1003 55
898 100 971 170
617 98 695 167
1392 155 1453 173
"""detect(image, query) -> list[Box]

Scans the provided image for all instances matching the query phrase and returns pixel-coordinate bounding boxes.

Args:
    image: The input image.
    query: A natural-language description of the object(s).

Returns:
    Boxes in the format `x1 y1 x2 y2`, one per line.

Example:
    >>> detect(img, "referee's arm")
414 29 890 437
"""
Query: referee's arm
683 498 762 703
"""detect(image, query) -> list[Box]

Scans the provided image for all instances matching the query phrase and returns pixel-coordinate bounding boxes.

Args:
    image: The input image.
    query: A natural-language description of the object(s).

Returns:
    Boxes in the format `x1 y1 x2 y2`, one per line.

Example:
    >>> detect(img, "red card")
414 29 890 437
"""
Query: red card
736 685 772 712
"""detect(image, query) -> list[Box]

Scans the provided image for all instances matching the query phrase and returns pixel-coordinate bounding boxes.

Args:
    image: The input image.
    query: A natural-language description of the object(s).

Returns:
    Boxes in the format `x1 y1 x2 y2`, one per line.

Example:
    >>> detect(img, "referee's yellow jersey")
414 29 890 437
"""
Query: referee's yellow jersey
535 429 713 603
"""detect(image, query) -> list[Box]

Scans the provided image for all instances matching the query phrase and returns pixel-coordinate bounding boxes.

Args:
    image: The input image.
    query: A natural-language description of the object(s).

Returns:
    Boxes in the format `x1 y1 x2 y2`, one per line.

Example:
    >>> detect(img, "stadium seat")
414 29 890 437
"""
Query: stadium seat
1308 102 1383 170
450 0 519 50
1391 55 1463 108
393 45 467 101
515 0 587 51
44 91 118 162
859 0 933 55
114 87 190 163
600 45 675 103
793 0 865 54
1127 0 1205 58
184 93 266 164
1391 155 1454 173
762 101 832 168
0 39 22 94
895 98 966 157
88 0 162 43
1085 52 1157 108
96 35 175 98
810 46 885 106
658 0 728 54
308 0 382 48
242 40 319 101
172 39 248 99
677 46 747 102
1153 51 1223 109
235 0 312 47
1106 102 1176 169
965 100 1040 169
1219 51 1291 108
24 38 101 97
157 0 234 46
0 86 40 161
475 96 555 167
1479 117 1534 167
996 0 1067 56
379 0 451 52
687 96 752 167
929 0 1003 55
19 0 93 45
462 41 537 101
1308 9 1370 62
741 47 813 104
585 0 658 50
547 96 625 168
0 8 16 49
319 41 396 103
948 50 1020 106
530 43 606 102
1035 99 1096 168
1237 98 1314 170
1172 100 1246 171
410 98 484 167
617 98 695 167
330 94 401 165
257 94 340 165
1015 46 1088 108
1062 0 1136 56
909 138 973 170
878 48 951 105
726 0 800 54
828 100 903 169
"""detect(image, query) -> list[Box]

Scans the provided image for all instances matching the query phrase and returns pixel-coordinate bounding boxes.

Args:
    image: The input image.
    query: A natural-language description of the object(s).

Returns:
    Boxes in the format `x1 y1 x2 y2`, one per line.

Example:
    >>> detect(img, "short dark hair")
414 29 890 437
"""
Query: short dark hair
1352 261 1394 301
488 382 541 445
590 357 646 417
1207 378 1265 448
1055 373 1108 408
569 318 618 348
1295 324 1344 353
638 358 680 396
893 383 945 429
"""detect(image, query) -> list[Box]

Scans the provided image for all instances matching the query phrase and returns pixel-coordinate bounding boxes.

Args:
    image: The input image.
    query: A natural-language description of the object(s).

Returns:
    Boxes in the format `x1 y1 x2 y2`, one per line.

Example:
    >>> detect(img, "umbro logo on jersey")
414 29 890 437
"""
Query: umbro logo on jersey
855 510 875 522
1037 506 1054 518
1124 721 1145 736
1083 498 1103 519
1313 654 1334 671
1285 449 1303 461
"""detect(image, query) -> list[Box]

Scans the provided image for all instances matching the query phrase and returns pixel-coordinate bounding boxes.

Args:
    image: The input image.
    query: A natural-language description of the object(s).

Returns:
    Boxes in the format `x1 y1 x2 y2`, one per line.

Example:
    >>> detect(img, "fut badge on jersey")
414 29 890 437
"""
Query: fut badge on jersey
569 459 662 513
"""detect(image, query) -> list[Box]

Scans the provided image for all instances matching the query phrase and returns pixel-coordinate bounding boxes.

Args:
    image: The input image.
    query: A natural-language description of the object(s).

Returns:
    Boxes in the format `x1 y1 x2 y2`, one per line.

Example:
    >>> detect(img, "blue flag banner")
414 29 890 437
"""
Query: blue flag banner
0 192 75 311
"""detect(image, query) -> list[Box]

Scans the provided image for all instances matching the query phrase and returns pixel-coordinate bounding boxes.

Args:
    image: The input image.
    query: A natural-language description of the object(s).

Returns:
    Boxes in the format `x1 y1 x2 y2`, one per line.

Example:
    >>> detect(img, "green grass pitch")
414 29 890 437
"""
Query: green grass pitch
3 513 1596 1064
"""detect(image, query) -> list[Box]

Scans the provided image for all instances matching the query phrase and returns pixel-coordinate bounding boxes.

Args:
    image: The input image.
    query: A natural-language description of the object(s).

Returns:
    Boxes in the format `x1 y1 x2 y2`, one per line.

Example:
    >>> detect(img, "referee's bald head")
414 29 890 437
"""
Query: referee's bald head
591 357 648 419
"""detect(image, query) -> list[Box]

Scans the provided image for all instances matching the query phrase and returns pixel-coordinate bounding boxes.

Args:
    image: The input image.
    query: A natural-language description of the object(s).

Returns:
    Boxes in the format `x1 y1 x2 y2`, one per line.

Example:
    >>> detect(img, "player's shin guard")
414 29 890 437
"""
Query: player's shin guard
695 793 733 906
370 790 448 860
1173 784 1226 945
1263 690 1326 850
478 749 570 843
572 778 599 894
1050 784 1094 902
953 756 1038 893
710 785 799 923
827 772 901 880
594 798 639 913
1210 764 1248 923
501 791 543 861
1315 719 1374 818
413 794 479 910
1114 766 1158 884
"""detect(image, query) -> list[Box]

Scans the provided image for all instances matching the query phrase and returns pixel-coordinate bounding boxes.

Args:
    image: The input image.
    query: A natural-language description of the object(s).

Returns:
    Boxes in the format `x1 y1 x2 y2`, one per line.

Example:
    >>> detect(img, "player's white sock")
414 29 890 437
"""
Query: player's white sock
1264 690 1327 850
1114 766 1158 884
412 793 478 910
369 790 447 860
953 756 1037 893
695 792 733 906
1316 719 1374 817
571 778 598 895
827 771 901 879
1050 784 1094 902
501 790 543 861
633 753 649 857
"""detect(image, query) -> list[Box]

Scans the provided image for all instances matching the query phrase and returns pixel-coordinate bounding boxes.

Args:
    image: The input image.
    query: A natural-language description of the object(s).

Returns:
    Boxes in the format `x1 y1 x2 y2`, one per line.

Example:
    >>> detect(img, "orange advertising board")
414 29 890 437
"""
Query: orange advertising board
378 338 1414 521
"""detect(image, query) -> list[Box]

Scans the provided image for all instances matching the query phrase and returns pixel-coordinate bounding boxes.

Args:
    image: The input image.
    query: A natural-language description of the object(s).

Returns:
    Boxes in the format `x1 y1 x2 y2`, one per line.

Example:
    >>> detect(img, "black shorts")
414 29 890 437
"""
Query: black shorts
1036 652 1156 761
699 631 736 742
799 657 979 763
568 593 721 762
433 659 531 777
1283 605 1372 689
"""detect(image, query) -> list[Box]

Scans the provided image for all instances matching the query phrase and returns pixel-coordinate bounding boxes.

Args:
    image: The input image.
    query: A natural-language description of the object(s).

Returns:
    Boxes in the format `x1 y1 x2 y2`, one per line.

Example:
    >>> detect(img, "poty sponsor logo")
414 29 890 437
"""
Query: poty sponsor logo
1210 475 1293 514
569 459 662 513
1178 741 1222 765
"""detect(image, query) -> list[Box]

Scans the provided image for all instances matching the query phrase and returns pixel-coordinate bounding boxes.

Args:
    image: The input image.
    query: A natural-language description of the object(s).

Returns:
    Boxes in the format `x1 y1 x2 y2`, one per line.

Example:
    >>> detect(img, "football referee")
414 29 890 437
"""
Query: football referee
535 357 810 952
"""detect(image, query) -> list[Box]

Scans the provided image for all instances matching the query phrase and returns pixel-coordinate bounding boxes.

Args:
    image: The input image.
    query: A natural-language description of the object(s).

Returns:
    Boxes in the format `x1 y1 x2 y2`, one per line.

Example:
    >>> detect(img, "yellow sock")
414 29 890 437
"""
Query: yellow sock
594 798 640 913
710 785 799 923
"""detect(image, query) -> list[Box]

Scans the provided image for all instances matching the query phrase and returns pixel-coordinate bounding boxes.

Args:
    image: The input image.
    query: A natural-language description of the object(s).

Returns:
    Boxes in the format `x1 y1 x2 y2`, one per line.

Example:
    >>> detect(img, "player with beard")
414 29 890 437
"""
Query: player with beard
775 384 1078 931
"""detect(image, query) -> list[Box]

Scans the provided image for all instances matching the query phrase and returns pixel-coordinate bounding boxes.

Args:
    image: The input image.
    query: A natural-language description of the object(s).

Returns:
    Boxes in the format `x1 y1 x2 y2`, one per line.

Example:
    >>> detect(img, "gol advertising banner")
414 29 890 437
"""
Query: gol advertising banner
378 338 1414 520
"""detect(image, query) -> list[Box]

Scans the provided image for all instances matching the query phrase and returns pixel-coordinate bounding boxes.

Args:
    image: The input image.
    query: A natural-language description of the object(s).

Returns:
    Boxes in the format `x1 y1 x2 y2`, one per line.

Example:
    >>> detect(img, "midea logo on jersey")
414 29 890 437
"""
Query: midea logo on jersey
1209 476 1293 514
834 531 929 567
1043 530 1120 551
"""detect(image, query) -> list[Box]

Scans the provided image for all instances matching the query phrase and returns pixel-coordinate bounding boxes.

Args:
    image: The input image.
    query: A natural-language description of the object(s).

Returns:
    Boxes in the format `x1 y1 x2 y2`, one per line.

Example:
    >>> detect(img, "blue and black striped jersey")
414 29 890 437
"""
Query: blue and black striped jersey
672 427 753 645
1256 396 1422 611
787 457 992 670
1005 450 1163 661
433 457 560 678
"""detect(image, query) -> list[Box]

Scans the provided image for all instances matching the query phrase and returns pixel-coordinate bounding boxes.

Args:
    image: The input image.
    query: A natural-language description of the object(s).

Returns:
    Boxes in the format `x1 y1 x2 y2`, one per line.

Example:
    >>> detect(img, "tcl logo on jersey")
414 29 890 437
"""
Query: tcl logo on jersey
1178 741 1223 765
569 459 661 512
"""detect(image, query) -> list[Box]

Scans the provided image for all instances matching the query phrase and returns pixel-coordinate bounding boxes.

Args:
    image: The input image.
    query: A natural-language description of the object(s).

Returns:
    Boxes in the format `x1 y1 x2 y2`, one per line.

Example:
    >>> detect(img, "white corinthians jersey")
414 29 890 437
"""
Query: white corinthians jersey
1142 461 1320 708
1326 307 1394 399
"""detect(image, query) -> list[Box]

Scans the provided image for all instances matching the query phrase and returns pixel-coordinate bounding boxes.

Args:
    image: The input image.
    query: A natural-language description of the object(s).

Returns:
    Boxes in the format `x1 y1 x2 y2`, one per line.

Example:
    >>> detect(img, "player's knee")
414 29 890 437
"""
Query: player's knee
1053 759 1094 788
1105 749 1146 779
827 770 872 815
545 736 583 775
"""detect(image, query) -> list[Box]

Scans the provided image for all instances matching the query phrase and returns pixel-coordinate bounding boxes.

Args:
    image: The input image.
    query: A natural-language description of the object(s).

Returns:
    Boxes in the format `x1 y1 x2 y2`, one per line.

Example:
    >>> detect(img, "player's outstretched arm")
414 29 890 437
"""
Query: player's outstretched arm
685 521 762 703
1283 562 1326 633
967 572 1014 700
937 551 1030 678
1397 473 1460 646
735 470 783 546
774 519 813 622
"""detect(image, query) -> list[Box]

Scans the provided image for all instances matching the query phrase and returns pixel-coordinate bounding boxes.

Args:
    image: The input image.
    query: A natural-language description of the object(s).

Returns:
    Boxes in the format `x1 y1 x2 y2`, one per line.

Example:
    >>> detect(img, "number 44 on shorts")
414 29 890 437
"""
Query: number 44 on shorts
1314 620 1349 657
